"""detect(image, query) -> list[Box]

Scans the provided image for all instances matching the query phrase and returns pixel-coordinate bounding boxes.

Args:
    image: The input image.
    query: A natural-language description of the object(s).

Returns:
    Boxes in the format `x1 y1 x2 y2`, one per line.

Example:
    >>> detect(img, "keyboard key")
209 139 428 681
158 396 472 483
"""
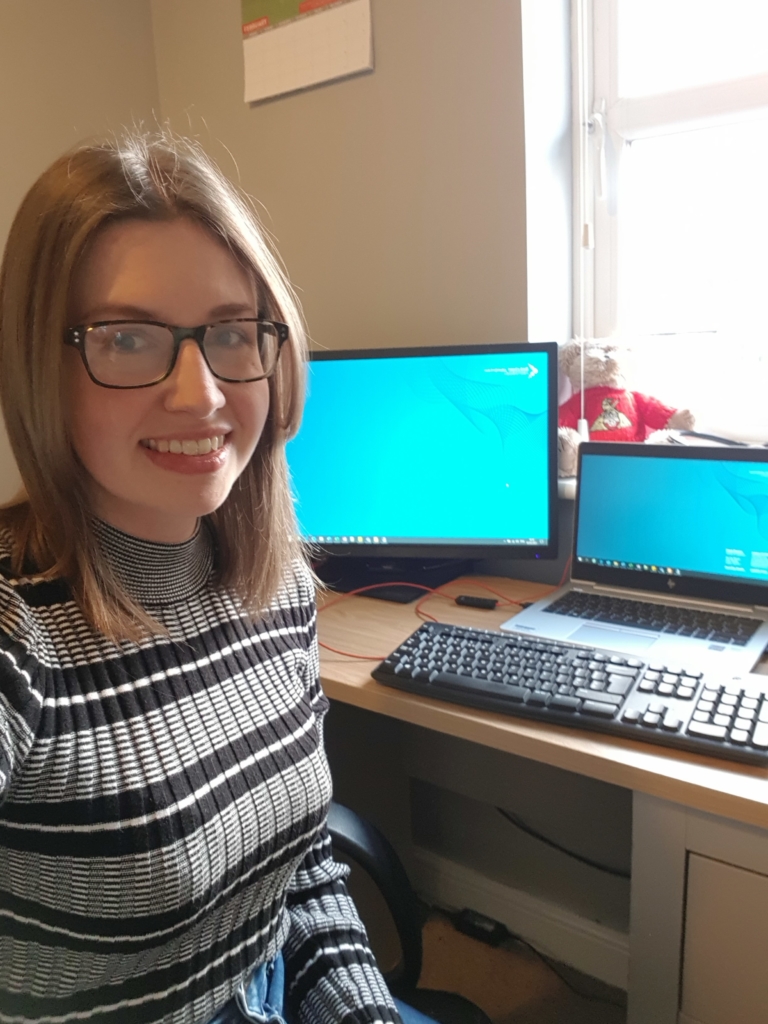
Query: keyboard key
662 715 682 732
527 691 550 706
758 703 768 724
713 714 732 727
648 701 667 716
608 664 636 676
697 700 715 713
730 729 750 744
638 679 656 693
676 685 696 699
688 721 728 740
641 712 661 727
550 695 581 712
751 723 768 749
741 697 759 711
657 683 675 696
607 676 632 695
720 693 738 706
622 708 641 723
582 700 618 718
576 688 622 705
693 711 710 723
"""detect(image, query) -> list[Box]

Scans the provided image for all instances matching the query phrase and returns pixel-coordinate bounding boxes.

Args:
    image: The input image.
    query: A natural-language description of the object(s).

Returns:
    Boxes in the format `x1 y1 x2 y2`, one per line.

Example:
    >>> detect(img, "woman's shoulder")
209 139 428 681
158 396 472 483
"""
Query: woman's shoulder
271 557 316 610
0 525 72 641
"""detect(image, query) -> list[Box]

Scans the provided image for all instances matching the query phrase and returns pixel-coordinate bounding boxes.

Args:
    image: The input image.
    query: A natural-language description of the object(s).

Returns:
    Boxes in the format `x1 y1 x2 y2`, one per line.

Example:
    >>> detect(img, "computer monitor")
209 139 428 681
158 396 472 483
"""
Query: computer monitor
286 343 558 594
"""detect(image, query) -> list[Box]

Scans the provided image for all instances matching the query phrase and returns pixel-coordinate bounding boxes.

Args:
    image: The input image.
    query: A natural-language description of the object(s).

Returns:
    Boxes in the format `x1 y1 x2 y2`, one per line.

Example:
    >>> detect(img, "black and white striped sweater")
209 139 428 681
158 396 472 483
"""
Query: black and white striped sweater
0 521 400 1024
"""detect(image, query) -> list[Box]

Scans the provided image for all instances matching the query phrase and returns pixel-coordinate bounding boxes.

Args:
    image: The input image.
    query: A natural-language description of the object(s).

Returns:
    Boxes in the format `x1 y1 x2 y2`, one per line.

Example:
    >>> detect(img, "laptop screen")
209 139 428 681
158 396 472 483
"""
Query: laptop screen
575 445 768 595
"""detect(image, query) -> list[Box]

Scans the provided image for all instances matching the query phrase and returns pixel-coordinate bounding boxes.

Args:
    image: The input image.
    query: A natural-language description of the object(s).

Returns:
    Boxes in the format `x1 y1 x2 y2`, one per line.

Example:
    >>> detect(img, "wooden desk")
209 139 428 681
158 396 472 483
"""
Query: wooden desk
319 576 768 1024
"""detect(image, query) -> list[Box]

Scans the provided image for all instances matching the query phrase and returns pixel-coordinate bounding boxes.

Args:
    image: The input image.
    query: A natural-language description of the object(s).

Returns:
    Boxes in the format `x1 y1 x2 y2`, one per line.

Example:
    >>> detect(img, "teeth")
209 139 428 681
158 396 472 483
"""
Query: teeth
144 435 224 456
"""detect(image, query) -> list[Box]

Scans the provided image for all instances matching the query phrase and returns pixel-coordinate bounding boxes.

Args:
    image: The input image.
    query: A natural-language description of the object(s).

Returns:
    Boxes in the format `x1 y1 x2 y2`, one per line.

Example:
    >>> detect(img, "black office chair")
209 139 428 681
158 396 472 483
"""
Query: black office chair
327 802 492 1024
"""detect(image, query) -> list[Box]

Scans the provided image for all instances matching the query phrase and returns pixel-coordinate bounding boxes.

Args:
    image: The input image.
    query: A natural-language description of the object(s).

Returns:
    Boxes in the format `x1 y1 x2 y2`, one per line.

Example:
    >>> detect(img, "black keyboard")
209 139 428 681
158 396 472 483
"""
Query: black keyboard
372 622 768 766
544 590 761 646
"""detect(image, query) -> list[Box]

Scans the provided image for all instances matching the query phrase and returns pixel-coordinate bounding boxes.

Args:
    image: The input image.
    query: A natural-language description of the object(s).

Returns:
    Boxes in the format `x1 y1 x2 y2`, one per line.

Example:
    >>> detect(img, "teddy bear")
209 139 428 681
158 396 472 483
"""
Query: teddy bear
557 340 695 476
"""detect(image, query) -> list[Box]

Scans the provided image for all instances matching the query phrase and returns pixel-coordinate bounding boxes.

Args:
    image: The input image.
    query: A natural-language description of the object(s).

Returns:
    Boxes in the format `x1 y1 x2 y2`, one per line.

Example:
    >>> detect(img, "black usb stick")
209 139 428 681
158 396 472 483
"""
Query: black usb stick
455 595 498 609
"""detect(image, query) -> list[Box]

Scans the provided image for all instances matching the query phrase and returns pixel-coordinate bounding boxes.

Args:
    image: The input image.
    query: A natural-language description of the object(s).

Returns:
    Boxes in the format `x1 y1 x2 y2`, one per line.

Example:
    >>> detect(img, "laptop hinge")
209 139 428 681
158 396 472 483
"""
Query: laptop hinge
571 580 765 616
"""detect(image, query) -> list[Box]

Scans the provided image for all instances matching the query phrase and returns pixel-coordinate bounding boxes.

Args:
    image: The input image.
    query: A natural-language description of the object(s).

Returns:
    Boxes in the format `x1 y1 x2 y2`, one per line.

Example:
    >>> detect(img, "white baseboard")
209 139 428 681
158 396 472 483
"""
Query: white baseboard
410 845 629 990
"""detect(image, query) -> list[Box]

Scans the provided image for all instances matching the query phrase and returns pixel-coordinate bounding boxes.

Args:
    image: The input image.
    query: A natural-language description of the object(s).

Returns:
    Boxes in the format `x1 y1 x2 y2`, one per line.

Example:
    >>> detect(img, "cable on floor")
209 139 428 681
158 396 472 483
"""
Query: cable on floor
441 906 625 1009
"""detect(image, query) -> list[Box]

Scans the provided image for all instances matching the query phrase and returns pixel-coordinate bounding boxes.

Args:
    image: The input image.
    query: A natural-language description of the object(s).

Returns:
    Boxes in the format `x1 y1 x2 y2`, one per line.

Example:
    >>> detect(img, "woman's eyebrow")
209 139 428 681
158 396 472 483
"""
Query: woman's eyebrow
78 302 258 323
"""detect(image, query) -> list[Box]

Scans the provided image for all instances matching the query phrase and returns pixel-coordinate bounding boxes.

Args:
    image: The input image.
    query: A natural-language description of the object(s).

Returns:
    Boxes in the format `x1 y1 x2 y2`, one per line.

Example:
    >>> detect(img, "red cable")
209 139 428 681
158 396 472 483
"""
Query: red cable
316 578 553 660
557 555 572 588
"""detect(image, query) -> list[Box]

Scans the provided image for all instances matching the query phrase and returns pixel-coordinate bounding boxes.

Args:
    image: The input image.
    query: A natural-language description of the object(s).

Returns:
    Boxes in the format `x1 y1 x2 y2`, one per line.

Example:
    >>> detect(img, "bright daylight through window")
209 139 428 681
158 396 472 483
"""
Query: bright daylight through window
576 0 768 439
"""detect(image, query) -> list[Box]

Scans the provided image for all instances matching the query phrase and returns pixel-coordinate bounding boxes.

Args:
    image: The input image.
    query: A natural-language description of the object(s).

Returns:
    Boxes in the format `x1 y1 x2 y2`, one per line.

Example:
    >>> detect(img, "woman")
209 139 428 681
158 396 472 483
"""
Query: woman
0 133 403 1024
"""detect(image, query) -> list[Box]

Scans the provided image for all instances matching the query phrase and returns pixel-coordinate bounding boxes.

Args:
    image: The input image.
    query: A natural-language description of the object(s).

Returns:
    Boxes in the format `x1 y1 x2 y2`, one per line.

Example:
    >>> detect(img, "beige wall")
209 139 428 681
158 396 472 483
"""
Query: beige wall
0 0 159 501
151 0 528 352
0 0 527 499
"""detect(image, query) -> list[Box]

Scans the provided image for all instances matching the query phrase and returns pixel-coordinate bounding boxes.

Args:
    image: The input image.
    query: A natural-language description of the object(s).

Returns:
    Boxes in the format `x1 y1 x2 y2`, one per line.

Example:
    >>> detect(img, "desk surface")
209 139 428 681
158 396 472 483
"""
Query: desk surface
317 576 768 831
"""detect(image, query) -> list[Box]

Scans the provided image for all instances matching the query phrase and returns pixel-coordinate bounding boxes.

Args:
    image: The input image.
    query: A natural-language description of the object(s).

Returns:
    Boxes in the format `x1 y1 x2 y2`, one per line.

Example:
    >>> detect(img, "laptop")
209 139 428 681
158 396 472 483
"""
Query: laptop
502 442 768 674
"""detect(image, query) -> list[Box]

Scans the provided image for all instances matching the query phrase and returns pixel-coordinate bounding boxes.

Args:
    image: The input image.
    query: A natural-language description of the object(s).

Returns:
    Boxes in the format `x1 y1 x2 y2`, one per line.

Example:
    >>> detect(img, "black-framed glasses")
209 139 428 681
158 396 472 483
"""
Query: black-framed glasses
64 318 289 389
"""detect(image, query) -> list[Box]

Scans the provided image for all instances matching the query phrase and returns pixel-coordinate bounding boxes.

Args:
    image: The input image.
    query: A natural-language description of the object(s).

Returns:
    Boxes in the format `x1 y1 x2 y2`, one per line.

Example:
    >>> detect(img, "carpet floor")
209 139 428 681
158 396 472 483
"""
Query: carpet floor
417 912 627 1024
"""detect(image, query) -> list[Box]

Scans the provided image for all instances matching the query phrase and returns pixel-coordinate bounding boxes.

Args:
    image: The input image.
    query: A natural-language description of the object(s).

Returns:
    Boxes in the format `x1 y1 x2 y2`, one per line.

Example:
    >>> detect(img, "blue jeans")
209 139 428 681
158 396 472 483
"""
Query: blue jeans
204 953 434 1024
206 954 286 1024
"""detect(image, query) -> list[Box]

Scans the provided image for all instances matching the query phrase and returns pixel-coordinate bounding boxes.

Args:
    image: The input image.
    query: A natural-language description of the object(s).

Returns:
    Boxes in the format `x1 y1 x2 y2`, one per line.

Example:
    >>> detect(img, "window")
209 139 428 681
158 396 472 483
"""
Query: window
575 0 768 439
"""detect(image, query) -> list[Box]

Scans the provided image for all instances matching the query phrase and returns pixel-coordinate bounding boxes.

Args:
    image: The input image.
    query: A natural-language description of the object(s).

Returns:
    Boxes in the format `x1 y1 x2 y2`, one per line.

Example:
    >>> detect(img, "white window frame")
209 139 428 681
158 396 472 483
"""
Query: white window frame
573 0 768 342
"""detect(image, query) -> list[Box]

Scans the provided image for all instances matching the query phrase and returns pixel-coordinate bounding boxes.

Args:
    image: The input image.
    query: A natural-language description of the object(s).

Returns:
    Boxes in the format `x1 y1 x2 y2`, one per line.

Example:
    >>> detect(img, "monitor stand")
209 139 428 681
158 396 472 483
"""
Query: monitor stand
315 556 472 604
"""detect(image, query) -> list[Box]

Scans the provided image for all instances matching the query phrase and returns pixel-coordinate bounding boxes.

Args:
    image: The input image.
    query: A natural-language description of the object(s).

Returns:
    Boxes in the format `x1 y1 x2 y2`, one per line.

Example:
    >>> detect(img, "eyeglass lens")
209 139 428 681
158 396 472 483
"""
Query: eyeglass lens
82 321 281 386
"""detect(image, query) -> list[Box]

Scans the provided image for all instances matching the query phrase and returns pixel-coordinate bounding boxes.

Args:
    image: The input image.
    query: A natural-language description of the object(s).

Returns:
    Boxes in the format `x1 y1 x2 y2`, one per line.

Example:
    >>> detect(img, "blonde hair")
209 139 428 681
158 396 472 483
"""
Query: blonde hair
0 132 307 640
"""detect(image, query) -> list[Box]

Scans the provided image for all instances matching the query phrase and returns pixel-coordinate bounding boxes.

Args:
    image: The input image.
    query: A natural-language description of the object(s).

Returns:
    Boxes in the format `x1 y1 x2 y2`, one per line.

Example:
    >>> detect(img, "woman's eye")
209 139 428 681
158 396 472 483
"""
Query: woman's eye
110 332 143 352
209 328 248 349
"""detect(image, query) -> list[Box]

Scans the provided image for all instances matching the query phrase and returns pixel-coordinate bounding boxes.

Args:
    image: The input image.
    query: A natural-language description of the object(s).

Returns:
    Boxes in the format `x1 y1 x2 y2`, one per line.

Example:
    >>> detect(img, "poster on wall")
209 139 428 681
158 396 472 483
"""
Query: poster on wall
242 0 373 104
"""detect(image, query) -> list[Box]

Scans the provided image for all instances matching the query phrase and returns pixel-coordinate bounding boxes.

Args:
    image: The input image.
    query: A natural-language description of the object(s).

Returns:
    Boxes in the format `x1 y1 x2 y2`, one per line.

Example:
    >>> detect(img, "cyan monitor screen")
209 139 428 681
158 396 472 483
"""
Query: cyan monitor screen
576 450 768 584
286 345 555 552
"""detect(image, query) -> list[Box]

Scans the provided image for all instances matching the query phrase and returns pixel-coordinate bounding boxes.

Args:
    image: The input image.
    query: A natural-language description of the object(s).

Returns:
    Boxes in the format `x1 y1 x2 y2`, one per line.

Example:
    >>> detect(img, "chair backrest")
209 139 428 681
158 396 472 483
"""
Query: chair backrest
327 801 423 994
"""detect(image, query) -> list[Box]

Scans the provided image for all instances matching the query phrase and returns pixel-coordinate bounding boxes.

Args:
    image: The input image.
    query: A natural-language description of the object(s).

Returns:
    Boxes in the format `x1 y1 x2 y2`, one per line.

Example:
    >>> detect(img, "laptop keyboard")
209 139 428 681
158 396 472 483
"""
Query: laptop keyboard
544 591 761 646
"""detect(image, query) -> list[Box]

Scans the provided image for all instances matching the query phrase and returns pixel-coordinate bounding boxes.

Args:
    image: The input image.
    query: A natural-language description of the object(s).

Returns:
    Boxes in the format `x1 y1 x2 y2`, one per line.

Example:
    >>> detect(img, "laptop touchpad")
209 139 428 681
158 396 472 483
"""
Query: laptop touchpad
568 624 657 653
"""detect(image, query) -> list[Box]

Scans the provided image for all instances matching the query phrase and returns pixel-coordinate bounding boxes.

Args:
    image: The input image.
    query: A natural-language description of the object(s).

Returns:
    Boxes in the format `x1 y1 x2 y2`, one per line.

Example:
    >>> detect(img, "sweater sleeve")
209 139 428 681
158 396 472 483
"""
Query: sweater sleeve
282 562 402 1024
283 830 403 1024
0 579 43 802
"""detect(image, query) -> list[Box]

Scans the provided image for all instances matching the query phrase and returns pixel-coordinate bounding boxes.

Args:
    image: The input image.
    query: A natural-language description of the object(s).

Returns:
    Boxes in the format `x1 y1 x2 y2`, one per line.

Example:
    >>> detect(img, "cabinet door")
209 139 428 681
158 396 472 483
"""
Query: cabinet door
680 853 768 1024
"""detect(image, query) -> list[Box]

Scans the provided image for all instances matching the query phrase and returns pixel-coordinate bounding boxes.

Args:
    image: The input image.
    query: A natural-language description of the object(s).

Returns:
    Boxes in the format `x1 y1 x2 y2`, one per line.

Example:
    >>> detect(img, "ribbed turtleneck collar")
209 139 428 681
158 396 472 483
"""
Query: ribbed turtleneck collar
93 519 214 607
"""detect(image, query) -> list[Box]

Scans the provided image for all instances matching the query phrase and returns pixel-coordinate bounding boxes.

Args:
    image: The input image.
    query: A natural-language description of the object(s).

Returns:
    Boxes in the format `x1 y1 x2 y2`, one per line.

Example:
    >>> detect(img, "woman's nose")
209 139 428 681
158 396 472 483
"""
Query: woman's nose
163 339 225 415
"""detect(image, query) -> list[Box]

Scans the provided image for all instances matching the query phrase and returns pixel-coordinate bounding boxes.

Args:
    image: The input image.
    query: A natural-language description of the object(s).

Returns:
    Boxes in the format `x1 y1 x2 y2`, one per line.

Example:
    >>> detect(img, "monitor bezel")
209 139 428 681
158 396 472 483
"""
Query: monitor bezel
295 341 560 561
573 441 768 606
